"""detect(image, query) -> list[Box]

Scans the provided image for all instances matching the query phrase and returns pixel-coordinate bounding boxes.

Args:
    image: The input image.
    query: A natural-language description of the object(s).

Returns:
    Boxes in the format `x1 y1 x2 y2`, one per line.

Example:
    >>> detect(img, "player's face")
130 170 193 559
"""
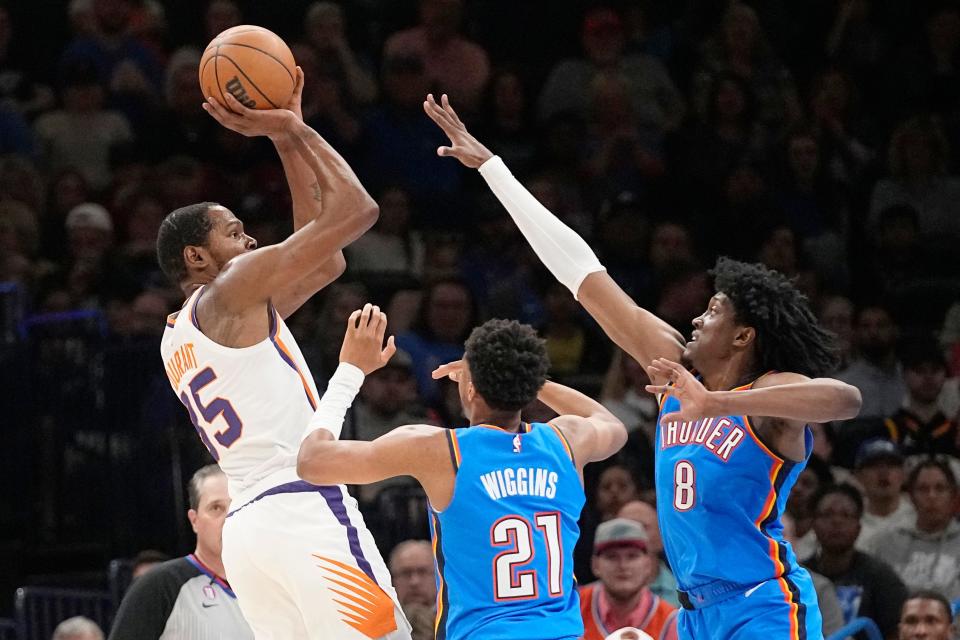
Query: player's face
683 293 743 369
190 474 231 559
899 598 952 640
205 206 257 271
592 546 653 600
812 493 860 553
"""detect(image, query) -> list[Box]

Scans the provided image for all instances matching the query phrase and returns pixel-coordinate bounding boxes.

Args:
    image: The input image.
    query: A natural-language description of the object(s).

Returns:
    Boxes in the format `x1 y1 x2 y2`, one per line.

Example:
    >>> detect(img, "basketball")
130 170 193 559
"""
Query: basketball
200 25 296 111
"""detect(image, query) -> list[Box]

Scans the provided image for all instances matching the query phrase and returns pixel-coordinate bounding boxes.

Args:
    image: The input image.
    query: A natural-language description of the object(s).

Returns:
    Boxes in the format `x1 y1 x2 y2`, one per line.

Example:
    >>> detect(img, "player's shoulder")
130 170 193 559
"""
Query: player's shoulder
750 371 810 389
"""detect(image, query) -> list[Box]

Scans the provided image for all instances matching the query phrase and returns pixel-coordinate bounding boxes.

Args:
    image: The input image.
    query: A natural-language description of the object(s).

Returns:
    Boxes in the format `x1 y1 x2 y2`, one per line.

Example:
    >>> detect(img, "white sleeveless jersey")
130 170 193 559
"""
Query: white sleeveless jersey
160 287 320 498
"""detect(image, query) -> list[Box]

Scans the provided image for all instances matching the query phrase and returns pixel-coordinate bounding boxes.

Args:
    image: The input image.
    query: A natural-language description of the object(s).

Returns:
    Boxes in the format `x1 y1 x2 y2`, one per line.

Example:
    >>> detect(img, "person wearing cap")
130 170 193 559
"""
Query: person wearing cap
861 458 960 599
65 202 114 260
882 340 959 458
854 438 916 548
579 518 678 640
617 501 678 607
802 483 908 639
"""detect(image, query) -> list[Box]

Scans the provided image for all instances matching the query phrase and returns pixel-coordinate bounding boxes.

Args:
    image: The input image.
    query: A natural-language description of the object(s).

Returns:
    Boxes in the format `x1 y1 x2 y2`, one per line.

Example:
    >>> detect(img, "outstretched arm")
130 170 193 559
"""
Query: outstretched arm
424 94 684 366
200 91 378 316
647 359 862 426
537 381 627 465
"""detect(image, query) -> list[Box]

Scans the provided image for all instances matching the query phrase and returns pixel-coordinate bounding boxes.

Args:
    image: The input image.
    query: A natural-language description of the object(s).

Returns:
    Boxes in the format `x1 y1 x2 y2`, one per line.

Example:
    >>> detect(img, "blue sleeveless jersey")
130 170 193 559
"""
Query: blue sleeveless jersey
430 422 585 640
656 378 813 592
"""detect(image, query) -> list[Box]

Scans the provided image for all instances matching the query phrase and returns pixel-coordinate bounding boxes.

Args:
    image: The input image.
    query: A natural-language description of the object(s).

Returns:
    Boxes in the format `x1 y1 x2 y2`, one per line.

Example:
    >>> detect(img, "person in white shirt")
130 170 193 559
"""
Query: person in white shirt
854 439 915 549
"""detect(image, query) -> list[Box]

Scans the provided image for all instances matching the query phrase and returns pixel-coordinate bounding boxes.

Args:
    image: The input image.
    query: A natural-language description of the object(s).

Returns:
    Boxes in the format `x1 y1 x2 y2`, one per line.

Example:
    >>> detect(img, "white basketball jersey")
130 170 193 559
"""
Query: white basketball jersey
160 286 320 498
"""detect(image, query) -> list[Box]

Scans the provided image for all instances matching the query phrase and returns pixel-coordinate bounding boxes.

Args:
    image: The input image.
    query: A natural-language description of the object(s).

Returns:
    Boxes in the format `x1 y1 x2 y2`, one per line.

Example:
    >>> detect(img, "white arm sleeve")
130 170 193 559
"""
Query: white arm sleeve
300 362 365 442
478 155 605 299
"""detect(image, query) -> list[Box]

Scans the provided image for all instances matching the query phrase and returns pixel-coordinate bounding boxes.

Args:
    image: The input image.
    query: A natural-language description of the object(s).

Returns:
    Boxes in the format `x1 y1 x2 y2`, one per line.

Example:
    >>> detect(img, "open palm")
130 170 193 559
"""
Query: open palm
645 358 713 423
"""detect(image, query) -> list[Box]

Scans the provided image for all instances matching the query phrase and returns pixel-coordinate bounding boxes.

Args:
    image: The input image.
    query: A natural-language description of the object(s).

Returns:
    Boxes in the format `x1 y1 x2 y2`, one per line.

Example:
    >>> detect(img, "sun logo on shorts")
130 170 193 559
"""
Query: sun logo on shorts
313 555 398 638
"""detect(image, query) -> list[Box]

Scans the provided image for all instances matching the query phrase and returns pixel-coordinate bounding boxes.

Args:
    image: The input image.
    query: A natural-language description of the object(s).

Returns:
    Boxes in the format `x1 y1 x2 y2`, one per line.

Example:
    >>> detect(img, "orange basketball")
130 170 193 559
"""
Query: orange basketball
200 25 296 111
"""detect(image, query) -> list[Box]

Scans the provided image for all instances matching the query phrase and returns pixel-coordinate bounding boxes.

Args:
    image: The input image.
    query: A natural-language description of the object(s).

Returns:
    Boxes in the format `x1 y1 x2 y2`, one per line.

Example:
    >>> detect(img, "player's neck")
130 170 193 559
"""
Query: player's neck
700 358 760 392
193 547 227 582
472 410 522 432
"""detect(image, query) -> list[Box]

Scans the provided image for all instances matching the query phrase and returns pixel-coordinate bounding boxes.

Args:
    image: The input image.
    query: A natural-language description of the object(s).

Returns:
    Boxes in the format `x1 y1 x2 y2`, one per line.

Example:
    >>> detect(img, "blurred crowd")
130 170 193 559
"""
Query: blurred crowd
3 0 960 637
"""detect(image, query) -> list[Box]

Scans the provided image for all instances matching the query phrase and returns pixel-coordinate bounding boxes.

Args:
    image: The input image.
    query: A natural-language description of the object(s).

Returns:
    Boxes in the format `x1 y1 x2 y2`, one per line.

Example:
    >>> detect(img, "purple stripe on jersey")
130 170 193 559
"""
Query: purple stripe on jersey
185 554 237 598
226 480 377 583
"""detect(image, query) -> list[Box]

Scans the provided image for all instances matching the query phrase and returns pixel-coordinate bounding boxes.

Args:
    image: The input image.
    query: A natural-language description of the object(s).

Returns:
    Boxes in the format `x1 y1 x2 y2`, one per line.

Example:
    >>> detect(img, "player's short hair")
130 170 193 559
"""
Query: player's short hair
188 464 224 510
711 257 839 377
464 319 549 412
156 202 218 284
903 589 952 622
906 457 958 494
809 482 863 518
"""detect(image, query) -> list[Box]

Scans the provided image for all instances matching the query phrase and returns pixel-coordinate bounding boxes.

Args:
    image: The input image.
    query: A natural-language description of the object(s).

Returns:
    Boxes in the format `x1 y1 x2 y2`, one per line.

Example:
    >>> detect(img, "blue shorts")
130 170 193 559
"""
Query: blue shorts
677 570 823 640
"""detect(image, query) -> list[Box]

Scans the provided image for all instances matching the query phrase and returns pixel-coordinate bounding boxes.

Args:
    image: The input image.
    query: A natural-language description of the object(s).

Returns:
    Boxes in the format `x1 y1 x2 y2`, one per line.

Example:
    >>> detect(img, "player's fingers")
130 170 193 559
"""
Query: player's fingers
437 146 454 157
367 305 380 329
441 94 463 125
293 66 304 96
381 335 397 362
660 412 682 424
645 384 671 395
222 91 250 116
346 309 361 331
359 303 373 328
374 311 388 341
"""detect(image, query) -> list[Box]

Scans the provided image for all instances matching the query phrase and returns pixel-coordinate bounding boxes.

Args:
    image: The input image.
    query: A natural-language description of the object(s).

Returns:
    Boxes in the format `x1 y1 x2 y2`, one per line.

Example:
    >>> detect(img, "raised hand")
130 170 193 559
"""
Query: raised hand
202 89 297 139
339 303 397 375
645 358 716 423
422 93 494 168
432 359 466 383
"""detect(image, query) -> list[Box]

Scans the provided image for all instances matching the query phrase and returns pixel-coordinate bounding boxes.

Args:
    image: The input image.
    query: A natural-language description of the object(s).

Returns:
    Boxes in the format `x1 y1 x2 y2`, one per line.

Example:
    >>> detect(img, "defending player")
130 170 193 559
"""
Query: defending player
157 72 410 639
424 93 862 639
297 309 628 640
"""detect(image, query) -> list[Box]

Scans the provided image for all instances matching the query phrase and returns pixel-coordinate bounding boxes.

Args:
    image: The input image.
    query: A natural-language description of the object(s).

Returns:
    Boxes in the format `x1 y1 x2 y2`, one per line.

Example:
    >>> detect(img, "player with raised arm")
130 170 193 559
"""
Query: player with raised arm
157 72 410 639
297 309 628 640
424 93 862 639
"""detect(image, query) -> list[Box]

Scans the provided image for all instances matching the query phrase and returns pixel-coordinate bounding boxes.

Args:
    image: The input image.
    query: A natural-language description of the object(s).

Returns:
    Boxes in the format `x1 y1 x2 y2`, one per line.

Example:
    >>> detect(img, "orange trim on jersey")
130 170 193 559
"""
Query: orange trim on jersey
272 332 318 410
547 422 575 463
165 312 178 328
474 423 525 433
776 576 801 640
431 512 448 638
447 430 462 469
313 555 398 638
742 414 785 464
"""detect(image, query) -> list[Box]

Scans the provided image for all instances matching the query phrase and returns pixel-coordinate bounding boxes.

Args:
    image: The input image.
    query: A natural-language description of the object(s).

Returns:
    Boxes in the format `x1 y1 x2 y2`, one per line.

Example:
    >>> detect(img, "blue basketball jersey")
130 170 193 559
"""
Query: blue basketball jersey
430 422 585 640
656 377 813 592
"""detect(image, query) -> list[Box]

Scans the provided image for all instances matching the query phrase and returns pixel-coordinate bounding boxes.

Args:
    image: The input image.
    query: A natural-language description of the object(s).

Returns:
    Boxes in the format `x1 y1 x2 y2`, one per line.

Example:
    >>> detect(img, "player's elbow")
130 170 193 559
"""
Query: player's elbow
359 201 379 231
296 430 333 483
834 381 862 420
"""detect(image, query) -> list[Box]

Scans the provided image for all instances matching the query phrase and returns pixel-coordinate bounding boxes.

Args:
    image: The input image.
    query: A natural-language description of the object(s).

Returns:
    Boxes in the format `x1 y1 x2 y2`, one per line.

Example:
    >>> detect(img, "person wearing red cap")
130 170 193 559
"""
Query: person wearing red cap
580 518 678 640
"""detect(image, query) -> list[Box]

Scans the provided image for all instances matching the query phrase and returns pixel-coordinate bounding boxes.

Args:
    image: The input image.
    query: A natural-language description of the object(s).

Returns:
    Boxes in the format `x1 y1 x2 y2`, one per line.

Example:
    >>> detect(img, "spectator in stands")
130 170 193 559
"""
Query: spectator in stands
130 549 170 580
345 185 424 285
618 500 678 607
303 1 377 106
384 0 490 114
109 465 252 639
539 280 610 380
596 464 640 522
647 222 694 276
808 67 874 186
204 0 241 42
837 304 906 419
476 68 537 175
781 511 846 636
396 278 476 405
862 458 960 599
33 61 133 191
388 540 436 640
785 454 833 560
818 295 855 371
53 616 104 640
897 590 954 640
854 439 915 547
803 483 908 638
600 349 659 440
870 115 960 245
691 2 801 135
538 7 684 138
881 340 958 458
579 518 678 640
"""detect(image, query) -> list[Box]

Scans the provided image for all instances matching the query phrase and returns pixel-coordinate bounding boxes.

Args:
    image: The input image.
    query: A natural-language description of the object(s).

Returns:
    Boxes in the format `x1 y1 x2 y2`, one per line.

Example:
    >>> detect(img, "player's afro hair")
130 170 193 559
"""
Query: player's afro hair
711 257 839 378
464 319 550 412
156 202 217 283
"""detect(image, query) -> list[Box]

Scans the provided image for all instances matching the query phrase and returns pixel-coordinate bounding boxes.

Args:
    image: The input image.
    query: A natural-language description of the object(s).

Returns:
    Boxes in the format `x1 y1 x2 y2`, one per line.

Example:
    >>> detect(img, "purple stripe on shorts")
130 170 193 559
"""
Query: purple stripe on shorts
227 480 376 583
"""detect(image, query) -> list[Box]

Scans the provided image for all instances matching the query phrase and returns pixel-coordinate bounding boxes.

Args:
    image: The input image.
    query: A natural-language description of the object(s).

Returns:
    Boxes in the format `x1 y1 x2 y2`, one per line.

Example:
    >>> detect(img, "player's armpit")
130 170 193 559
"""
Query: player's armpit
577 271 685 367
550 413 627 467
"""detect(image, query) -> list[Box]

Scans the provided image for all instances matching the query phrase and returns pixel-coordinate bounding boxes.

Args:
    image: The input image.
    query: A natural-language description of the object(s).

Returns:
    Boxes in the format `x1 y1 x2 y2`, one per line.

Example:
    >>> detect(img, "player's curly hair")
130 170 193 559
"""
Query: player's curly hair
711 257 839 377
464 319 550 412
156 202 217 283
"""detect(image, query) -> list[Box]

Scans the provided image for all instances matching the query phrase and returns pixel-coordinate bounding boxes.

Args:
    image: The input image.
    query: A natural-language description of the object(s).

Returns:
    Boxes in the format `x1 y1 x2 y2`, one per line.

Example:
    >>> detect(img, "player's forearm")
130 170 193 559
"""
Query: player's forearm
273 134 323 231
297 433 378 485
538 381 614 422
708 379 862 423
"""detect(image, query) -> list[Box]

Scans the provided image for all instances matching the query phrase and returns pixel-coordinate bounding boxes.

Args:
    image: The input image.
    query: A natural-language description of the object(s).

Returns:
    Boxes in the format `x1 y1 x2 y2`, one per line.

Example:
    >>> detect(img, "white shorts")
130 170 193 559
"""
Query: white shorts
222 475 412 640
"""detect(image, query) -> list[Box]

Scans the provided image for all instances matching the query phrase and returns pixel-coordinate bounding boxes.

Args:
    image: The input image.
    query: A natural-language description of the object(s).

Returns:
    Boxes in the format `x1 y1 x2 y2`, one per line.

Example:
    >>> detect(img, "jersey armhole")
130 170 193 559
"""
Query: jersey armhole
546 421 577 468
445 429 461 473
188 285 206 332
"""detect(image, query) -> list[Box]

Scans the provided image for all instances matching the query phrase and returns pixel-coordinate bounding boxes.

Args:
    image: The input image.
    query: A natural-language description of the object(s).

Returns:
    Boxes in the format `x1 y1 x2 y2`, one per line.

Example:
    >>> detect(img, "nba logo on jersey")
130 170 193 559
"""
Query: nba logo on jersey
513 434 522 453
202 585 216 601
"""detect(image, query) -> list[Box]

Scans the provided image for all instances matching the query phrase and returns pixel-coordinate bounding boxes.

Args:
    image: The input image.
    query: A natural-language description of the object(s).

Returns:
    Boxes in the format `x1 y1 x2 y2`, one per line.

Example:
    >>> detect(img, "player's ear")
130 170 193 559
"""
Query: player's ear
183 244 208 270
733 325 755 348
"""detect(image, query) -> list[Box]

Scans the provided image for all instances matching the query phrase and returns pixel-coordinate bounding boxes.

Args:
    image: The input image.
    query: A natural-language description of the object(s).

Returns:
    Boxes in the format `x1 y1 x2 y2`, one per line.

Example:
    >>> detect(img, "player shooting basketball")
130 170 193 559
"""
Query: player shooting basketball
157 71 411 639
423 93 862 640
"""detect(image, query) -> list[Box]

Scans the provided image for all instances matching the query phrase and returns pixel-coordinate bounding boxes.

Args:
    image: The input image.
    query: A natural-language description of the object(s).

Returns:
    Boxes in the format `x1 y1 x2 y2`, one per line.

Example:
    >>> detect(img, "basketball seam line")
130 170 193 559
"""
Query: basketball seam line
213 45 228 108
212 42 295 83
215 51 281 109
204 27 270 49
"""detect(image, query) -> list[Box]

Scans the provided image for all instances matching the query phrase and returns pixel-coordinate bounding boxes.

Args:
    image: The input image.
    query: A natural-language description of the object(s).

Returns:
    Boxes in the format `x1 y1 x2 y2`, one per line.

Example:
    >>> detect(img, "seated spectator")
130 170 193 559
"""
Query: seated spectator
303 1 377 106
345 185 425 286
862 459 960 599
596 464 641 523
854 439 916 548
803 483 908 638
881 340 958 459
781 512 846 637
897 590 954 640
476 68 537 175
33 61 133 191
785 455 833 560
818 295 855 371
204 0 241 42
384 0 490 114
837 304 906 419
539 281 610 381
579 518 678 640
131 549 170 580
388 540 436 611
396 278 476 405
600 349 659 440
618 500 679 607
109 465 253 639
53 616 104 640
